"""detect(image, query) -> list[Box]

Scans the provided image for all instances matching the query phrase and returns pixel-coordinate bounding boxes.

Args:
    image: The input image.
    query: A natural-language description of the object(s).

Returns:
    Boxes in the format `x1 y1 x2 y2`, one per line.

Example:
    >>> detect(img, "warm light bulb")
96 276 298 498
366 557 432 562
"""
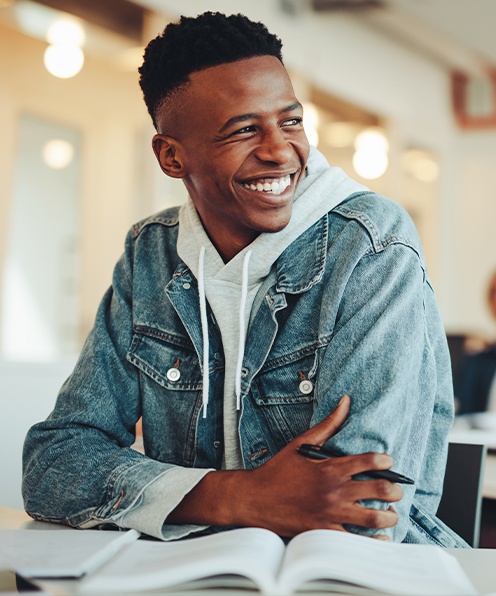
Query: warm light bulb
42 139 74 169
354 127 389 153
47 18 85 46
44 44 84 78
352 126 389 179
353 149 388 180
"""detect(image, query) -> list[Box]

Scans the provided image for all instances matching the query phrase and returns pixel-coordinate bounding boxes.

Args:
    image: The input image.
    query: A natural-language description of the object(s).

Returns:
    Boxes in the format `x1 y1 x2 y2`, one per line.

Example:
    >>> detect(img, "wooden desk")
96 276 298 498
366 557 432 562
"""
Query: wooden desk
1 507 495 595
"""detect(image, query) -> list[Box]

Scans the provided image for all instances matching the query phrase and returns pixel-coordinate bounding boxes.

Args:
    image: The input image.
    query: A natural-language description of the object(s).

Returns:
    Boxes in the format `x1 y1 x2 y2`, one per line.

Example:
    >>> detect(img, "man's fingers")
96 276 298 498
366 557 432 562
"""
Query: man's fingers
300 394 350 445
334 451 394 478
348 504 399 529
344 478 403 503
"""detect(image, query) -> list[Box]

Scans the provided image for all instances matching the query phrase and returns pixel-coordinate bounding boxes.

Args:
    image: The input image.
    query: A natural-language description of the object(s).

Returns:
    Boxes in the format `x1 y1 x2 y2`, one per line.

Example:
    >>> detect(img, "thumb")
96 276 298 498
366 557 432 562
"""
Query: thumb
300 394 350 445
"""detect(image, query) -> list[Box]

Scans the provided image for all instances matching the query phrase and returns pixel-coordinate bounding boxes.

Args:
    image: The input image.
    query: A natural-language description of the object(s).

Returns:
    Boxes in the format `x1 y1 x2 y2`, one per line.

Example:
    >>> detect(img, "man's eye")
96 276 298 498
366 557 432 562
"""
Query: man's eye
234 125 256 135
282 117 303 127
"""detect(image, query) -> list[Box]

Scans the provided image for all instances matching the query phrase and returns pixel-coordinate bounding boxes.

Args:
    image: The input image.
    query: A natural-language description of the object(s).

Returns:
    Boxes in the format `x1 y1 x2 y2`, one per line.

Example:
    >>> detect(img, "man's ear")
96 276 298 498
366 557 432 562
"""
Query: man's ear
152 134 187 178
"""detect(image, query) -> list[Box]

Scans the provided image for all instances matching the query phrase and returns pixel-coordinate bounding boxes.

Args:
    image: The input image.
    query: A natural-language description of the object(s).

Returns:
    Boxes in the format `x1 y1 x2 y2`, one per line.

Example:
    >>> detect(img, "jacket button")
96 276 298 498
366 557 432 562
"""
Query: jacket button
183 282 191 289
299 379 313 395
166 368 181 382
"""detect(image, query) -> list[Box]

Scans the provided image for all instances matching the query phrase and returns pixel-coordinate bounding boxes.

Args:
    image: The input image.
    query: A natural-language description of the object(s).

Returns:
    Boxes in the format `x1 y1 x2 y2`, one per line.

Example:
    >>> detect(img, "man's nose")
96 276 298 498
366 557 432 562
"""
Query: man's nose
254 128 293 164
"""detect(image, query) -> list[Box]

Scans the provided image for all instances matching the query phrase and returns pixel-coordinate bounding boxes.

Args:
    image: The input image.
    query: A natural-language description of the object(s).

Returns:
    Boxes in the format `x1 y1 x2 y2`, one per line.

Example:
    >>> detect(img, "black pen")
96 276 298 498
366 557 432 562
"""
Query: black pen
297 443 415 485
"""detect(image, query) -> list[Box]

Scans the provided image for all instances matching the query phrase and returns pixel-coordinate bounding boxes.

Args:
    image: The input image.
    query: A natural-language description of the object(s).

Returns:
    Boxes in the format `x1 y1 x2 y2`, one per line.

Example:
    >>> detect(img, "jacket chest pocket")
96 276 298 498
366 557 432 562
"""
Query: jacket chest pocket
251 348 319 405
126 328 204 465
127 330 202 392
249 349 320 447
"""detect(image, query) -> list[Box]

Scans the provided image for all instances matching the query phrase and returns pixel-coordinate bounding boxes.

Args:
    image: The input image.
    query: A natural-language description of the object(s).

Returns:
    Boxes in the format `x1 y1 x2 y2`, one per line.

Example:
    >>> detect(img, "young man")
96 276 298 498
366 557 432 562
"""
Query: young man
23 12 465 546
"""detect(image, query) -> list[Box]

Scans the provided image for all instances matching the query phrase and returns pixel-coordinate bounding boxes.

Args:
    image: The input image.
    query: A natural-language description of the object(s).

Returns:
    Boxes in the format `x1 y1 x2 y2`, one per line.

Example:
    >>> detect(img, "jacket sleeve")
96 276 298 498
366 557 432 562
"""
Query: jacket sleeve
313 238 454 543
22 229 212 540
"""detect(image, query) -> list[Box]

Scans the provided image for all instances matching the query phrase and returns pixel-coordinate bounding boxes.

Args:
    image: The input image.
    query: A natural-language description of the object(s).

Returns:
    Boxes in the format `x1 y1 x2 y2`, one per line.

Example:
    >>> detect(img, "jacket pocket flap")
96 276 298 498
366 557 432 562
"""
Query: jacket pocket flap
251 350 318 405
127 330 202 391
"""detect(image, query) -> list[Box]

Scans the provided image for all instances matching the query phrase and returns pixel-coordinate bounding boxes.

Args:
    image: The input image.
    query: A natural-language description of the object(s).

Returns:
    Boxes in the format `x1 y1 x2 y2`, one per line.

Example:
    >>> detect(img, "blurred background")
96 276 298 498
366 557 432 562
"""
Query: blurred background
1 0 496 524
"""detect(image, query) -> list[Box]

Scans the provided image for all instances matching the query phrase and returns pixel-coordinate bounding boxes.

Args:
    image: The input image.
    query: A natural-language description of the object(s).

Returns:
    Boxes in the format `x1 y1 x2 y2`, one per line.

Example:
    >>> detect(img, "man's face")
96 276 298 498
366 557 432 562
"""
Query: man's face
155 55 310 261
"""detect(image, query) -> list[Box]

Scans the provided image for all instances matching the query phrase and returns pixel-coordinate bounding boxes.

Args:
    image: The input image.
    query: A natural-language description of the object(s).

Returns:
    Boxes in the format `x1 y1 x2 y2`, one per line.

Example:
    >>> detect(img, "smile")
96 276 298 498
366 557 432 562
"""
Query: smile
241 175 291 196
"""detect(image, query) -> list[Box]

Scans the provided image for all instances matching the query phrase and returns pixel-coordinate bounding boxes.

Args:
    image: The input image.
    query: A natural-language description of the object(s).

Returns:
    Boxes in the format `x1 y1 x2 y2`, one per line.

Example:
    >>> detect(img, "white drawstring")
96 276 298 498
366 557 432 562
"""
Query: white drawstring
198 246 209 418
197 246 252 417
235 250 252 410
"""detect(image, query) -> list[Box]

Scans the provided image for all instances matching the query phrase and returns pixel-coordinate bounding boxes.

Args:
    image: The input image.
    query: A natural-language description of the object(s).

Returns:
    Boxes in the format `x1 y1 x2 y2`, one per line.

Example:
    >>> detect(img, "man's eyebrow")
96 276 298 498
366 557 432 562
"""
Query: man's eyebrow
218 102 303 134
218 113 259 134
281 101 303 113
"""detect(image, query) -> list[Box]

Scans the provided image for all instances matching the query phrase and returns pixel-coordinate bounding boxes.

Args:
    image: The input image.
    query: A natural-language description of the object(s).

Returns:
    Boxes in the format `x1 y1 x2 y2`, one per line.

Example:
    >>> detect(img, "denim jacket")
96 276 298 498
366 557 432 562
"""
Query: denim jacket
22 190 467 547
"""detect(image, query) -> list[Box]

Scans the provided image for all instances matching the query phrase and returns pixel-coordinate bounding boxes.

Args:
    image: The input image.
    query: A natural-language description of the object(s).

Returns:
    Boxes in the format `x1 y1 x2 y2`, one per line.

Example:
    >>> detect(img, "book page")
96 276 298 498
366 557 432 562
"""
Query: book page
0 529 139 578
278 530 477 595
80 527 285 594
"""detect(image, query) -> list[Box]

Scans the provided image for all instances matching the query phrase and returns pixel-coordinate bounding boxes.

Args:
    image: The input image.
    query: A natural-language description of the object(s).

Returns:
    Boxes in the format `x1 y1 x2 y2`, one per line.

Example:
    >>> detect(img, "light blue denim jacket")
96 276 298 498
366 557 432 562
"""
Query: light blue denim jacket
22 190 466 547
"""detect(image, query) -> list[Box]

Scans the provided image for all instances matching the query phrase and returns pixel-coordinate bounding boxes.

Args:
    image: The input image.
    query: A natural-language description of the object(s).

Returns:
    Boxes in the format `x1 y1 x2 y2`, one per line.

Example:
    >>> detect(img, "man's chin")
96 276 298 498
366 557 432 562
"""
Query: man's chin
255 216 292 235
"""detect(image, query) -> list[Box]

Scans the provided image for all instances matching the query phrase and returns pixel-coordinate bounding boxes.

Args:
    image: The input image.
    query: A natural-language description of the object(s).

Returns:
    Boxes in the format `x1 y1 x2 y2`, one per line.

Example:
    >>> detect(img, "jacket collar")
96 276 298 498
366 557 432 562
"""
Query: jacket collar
275 215 328 294
172 213 328 296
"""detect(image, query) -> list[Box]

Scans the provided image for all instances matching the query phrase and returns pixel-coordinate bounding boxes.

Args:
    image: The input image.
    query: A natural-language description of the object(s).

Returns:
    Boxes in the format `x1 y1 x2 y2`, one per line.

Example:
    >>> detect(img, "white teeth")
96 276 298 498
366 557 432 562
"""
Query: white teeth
242 175 291 195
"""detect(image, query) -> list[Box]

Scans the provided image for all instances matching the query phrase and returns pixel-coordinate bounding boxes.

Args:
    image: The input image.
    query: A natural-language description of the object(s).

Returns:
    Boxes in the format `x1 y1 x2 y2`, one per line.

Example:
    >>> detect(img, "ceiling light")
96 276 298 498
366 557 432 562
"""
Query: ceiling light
47 18 85 47
354 127 389 152
43 43 84 78
353 149 388 180
352 126 389 179
42 139 75 169
43 17 85 79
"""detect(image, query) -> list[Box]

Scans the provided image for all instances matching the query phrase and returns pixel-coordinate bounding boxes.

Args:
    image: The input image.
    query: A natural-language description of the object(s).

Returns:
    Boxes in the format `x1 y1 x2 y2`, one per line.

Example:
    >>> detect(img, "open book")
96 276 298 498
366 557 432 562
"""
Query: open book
80 527 477 595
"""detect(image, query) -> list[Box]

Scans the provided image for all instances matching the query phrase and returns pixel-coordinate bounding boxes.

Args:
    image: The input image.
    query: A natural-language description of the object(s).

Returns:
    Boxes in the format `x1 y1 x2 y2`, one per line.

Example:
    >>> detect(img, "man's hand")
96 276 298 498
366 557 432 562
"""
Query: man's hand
168 395 402 537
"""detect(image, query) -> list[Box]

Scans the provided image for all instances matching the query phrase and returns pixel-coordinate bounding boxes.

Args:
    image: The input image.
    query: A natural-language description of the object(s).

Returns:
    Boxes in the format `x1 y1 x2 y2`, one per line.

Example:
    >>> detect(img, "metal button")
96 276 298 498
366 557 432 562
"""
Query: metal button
183 282 191 289
166 368 181 382
213 440 221 449
299 379 313 395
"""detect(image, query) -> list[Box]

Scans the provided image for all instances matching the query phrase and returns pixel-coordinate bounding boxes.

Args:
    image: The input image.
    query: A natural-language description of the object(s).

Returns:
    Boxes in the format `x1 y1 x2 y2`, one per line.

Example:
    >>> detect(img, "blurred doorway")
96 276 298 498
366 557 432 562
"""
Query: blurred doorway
1 114 81 361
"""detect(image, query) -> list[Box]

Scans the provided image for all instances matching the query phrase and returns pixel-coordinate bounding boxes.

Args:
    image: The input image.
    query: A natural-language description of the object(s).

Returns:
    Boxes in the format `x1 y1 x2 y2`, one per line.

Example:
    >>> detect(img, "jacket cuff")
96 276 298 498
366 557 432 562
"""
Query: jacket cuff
115 467 214 540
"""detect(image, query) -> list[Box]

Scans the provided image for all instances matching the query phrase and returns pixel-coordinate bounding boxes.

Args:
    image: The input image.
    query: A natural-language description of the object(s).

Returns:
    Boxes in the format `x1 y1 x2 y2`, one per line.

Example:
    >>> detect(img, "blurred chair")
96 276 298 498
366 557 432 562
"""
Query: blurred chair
446 334 469 385
437 442 487 547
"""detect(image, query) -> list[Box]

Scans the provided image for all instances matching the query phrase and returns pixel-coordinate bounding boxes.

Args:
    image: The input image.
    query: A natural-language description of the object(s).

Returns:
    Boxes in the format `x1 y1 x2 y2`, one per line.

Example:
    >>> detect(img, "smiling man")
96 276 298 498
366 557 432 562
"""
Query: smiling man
23 12 466 546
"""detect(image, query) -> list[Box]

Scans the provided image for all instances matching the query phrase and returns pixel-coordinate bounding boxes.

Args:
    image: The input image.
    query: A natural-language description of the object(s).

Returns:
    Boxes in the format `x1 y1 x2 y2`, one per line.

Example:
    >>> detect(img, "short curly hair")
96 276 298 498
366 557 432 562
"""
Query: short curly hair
138 12 284 129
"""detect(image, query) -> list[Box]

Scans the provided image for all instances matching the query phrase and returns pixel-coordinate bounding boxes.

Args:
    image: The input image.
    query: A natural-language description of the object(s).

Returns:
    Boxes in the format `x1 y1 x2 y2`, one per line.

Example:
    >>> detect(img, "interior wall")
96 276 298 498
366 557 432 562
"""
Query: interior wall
0 23 152 342
450 130 496 338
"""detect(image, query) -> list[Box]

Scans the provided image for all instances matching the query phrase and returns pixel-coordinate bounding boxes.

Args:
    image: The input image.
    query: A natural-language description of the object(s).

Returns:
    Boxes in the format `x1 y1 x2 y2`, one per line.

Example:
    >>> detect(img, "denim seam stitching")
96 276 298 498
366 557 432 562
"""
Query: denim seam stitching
132 324 192 349
260 337 332 372
132 215 179 239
